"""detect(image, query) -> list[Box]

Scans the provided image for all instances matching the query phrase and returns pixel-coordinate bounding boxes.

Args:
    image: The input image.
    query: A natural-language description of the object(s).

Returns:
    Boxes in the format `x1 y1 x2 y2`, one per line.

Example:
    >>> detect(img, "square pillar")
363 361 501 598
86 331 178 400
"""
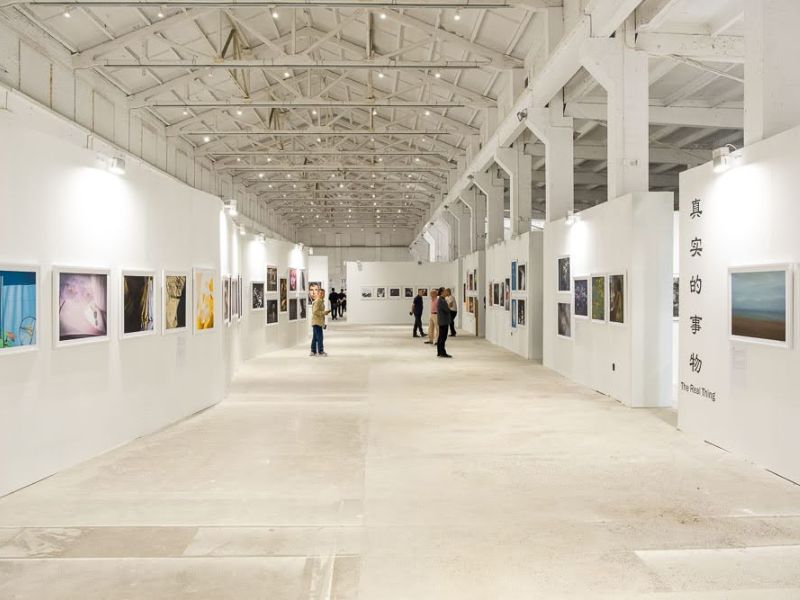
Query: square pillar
495 145 533 237
472 170 504 246
458 186 486 253
525 105 575 222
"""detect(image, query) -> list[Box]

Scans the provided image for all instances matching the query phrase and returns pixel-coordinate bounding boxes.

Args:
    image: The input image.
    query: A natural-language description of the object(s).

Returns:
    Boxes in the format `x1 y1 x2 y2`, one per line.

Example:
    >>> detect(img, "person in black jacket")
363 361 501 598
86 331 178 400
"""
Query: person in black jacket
436 287 452 358
411 289 426 338
328 288 339 320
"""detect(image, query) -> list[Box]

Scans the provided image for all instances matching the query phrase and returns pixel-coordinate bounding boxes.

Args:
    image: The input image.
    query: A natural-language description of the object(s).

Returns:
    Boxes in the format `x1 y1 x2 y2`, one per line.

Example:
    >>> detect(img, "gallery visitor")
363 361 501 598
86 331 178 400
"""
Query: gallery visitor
328 288 339 320
445 287 458 336
338 290 346 318
436 287 452 358
411 288 425 338
425 288 439 345
311 287 331 357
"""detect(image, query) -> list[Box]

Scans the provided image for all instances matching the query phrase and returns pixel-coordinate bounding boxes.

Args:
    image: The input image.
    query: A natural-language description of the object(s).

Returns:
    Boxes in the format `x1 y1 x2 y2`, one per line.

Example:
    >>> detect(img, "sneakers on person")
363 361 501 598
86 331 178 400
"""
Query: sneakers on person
309 352 317 357
318 352 328 357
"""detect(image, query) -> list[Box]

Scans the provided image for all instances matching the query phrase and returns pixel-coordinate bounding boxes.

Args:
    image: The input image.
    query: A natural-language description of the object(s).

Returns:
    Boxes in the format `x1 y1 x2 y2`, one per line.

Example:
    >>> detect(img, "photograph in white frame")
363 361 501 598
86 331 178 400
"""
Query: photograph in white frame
193 268 216 334
557 301 572 339
53 267 110 348
591 275 606 323
729 265 793 348
361 286 374 300
608 273 626 326
557 256 571 293
251 281 266 311
163 270 189 335
0 265 40 354
121 270 157 339
573 277 589 319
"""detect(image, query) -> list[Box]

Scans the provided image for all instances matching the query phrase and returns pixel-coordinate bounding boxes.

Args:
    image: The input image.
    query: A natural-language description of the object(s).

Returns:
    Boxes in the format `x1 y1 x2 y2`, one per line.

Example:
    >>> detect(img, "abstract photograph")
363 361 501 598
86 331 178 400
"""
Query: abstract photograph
591 276 606 322
376 287 386 299
574 278 588 318
193 269 215 332
266 299 278 324
468 272 474 291
389 287 401 298
468 296 474 313
361 287 373 299
511 261 517 291
0 268 37 351
300 298 307 319
558 256 571 292
251 282 265 311
300 269 306 291
267 266 278 292
122 272 155 337
279 277 288 312
511 299 517 328
558 302 572 338
518 263 527 292
504 278 510 310
730 268 790 344
404 287 414 298
289 298 298 321
488 282 493 306
164 273 187 333
56 270 109 344
493 282 500 307
609 274 625 324
673 276 679 319
223 277 231 323
289 268 298 292
517 299 526 326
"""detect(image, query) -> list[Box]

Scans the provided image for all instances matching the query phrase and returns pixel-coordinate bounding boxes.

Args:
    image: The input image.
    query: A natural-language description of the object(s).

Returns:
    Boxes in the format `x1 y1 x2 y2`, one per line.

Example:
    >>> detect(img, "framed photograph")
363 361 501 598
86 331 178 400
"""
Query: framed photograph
504 278 510 311
376 287 386 299
266 266 278 292
418 288 428 297
289 268 298 292
193 268 216 333
467 296 474 313
251 281 266 311
574 277 589 319
511 298 517 328
609 274 625 325
511 261 517 291
266 299 278 325
0 265 39 353
517 263 527 293
361 286 374 300
493 282 500 307
299 298 307 319
231 276 239 320
729 265 793 348
389 287 401 299
558 256 571 292
673 276 679 320
162 271 188 335
473 269 478 291
488 282 493 307
121 270 156 339
591 275 606 322
468 272 474 292
517 298 526 327
558 302 572 339
237 275 243 320
223 276 231 323
404 287 414 298
54 267 110 348
289 298 298 321
308 281 321 303
279 277 288 312
300 269 306 292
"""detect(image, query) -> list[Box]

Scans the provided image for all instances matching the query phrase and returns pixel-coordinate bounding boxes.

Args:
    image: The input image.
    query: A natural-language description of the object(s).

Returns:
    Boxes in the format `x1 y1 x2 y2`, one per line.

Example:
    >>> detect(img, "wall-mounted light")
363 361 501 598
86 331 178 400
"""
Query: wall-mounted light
224 198 237 216
516 109 528 122
108 156 126 175
565 209 579 226
713 144 739 174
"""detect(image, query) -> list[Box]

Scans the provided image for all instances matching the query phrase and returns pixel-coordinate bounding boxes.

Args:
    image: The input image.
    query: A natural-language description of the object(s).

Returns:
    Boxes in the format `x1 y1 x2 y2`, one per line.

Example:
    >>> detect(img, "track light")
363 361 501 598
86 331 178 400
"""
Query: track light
108 156 126 175
713 144 739 174
565 210 577 226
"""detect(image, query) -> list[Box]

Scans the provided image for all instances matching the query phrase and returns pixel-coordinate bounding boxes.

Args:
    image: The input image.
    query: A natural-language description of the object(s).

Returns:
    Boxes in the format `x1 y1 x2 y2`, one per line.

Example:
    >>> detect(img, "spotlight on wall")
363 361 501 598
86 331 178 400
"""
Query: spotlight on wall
257 232 266 243
565 209 578 226
239 225 246 236
713 144 739 174
108 156 126 175
224 198 237 216
516 108 528 122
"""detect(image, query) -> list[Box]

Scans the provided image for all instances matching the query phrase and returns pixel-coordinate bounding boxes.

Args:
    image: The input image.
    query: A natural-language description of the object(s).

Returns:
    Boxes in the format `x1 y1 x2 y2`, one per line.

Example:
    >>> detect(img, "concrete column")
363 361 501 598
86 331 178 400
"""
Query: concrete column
441 212 459 261
458 186 485 253
525 105 575 222
473 170 504 246
744 0 800 145
495 145 533 237
580 35 649 200
446 203 472 258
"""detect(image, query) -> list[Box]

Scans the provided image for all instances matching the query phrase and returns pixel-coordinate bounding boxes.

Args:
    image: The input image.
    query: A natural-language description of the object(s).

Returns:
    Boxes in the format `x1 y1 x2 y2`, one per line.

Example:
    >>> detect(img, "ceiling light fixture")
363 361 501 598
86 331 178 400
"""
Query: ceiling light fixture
203 135 211 143
236 109 243 116
434 72 441 79
454 9 461 21
258 172 264 178
272 8 279 19
182 109 189 116
157 5 165 18
379 11 387 20
63 6 72 17
283 71 291 78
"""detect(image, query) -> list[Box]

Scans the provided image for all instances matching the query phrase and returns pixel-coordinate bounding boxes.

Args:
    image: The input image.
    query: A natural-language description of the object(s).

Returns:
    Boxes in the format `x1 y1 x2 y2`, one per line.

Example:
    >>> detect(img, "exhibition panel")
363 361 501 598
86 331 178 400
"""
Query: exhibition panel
678 123 800 484
459 251 485 337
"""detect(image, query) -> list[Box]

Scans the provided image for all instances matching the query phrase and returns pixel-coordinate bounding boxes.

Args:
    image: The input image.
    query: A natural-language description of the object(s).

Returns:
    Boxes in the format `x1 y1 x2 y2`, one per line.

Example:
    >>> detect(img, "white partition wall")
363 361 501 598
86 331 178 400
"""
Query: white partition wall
460 251 486 337
543 193 674 408
346 261 457 325
485 232 544 360
678 124 800 484
0 94 304 497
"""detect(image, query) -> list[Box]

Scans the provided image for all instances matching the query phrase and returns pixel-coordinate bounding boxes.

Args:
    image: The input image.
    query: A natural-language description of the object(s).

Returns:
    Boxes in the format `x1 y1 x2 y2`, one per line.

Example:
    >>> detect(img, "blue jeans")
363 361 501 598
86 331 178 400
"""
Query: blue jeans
311 325 324 354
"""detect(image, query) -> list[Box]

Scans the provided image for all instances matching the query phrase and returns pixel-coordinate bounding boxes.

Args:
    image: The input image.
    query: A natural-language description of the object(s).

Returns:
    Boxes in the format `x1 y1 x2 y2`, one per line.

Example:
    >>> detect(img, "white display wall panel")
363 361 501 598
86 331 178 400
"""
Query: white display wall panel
460 251 486 337
308 255 329 298
679 124 800 484
346 261 457 325
543 193 674 408
485 232 544 360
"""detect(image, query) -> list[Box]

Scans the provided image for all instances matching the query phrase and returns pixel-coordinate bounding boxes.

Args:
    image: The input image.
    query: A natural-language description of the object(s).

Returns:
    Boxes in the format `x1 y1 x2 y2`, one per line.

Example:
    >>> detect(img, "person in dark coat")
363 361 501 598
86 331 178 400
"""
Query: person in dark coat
436 287 452 358
328 288 339 320
411 289 425 338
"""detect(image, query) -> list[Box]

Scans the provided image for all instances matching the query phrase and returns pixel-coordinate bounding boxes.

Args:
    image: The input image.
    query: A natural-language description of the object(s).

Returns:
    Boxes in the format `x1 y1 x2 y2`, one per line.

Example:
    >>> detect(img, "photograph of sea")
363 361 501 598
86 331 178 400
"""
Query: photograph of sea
730 269 788 343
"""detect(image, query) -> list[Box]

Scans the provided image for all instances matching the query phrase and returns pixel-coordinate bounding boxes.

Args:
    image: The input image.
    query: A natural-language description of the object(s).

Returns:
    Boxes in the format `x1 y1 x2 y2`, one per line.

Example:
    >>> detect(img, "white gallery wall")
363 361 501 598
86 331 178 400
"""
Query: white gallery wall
543 193 674 408
679 124 800 484
312 246 413 291
346 261 457 325
308 255 329 297
485 232 544 360
459 251 486 336
0 93 304 497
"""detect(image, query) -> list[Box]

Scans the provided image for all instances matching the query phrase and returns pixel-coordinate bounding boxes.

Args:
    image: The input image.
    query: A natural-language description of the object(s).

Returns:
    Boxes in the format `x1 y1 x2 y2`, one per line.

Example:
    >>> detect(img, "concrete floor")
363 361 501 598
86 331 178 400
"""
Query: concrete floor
1 324 800 599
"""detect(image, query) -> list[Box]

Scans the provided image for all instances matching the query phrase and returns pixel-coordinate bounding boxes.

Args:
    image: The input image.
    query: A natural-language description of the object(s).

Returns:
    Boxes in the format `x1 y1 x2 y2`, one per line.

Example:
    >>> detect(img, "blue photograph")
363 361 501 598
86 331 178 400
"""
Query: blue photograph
0 269 37 350
511 260 517 292
731 269 788 343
